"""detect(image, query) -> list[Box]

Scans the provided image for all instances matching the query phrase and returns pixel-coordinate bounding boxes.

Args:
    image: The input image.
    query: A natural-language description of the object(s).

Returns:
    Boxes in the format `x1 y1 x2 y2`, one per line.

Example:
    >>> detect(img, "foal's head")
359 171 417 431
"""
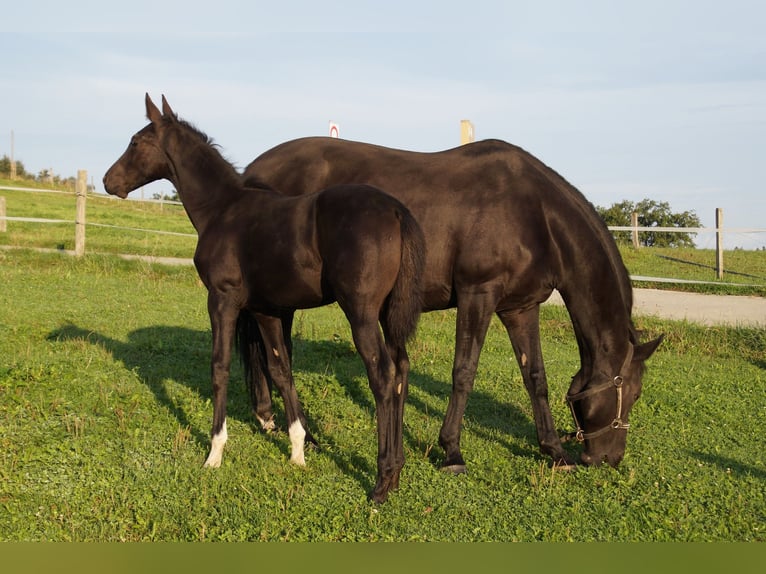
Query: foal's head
103 94 180 198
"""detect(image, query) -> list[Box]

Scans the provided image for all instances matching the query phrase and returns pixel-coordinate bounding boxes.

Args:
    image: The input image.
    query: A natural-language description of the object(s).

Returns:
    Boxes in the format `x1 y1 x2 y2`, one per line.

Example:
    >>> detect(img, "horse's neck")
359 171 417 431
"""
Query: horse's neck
558 263 633 387
166 138 243 234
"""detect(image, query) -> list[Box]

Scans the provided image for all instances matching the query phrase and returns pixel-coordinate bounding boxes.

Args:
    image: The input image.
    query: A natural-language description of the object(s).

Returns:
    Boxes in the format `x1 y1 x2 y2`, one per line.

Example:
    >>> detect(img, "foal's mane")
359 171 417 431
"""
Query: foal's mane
163 114 242 188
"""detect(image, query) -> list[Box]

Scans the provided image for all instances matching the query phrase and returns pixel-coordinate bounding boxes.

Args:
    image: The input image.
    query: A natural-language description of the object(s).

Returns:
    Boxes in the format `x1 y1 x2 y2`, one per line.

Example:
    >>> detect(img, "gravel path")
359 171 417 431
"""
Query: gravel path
546 288 766 327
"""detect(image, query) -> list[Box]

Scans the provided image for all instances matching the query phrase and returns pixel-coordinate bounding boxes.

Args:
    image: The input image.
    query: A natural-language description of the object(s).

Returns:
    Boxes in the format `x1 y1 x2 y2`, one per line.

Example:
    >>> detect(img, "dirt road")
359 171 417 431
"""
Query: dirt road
546 288 766 327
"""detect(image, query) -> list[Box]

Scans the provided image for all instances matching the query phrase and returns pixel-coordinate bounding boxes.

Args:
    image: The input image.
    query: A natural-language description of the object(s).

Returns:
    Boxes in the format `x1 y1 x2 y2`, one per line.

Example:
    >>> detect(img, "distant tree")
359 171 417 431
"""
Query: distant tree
596 199 702 248
152 190 180 202
0 154 27 178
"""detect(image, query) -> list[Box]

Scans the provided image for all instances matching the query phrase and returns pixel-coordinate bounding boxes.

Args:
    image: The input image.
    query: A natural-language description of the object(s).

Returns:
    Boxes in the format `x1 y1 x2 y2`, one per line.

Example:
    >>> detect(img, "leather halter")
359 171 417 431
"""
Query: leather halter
565 348 634 443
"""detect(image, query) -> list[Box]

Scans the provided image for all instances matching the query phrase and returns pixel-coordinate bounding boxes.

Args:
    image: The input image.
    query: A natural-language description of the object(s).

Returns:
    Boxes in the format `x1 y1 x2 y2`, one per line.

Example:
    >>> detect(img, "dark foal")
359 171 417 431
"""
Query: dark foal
103 95 426 502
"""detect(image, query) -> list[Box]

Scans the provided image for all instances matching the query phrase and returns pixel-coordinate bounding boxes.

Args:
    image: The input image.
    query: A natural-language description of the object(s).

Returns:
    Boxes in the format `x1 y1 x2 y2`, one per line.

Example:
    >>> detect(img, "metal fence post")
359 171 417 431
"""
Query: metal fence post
0 196 6 233
75 170 87 256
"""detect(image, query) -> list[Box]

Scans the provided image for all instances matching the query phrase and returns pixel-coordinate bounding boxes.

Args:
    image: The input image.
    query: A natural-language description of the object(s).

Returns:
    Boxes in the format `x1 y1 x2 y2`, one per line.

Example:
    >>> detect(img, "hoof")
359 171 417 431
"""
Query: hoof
256 414 277 433
370 491 388 505
440 463 467 475
550 458 577 472
370 469 402 504
369 484 391 504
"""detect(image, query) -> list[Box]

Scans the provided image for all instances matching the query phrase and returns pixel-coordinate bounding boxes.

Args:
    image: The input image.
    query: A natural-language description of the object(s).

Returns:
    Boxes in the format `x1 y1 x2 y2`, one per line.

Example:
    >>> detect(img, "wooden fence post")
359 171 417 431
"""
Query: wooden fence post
715 207 724 280
0 197 6 233
75 170 87 256
630 211 639 248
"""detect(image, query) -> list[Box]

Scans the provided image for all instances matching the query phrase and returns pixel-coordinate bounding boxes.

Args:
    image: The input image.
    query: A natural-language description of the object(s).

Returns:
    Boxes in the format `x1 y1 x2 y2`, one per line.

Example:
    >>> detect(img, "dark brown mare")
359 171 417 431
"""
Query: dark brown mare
243 137 663 471
103 95 426 502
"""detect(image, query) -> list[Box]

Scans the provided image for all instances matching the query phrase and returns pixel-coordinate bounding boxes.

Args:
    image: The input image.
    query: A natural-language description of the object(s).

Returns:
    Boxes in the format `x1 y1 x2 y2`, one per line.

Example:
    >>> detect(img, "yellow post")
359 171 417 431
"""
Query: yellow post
460 120 475 145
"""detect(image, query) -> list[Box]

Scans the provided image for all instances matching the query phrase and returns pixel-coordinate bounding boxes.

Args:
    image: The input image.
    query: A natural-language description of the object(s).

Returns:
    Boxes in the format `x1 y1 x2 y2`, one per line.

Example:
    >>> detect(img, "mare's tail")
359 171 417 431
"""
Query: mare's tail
385 207 426 346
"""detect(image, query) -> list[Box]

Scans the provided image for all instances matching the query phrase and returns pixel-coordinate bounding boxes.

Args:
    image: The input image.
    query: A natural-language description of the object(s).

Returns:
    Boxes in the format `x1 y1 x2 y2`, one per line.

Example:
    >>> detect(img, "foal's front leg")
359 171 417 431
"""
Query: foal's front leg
203 293 239 468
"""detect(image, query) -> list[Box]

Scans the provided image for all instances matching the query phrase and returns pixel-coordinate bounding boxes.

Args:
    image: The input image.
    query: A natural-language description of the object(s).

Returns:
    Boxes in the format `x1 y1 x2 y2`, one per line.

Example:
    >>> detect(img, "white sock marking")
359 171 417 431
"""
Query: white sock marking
288 420 306 466
203 419 227 468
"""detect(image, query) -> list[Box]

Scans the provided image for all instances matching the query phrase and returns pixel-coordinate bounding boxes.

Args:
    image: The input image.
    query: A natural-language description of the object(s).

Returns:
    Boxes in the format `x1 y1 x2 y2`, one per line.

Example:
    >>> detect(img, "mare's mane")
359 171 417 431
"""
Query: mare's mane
518 145 636 333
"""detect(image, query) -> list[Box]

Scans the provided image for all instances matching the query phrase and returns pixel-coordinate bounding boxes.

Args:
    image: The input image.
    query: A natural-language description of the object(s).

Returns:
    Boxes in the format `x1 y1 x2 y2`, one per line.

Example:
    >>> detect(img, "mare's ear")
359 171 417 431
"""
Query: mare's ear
161 95 177 120
633 335 664 362
145 93 162 125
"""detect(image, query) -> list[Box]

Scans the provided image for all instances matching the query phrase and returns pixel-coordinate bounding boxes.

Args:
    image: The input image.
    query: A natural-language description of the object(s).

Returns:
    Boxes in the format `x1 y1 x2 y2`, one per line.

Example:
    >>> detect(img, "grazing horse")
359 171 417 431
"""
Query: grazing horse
243 137 663 471
103 95 426 503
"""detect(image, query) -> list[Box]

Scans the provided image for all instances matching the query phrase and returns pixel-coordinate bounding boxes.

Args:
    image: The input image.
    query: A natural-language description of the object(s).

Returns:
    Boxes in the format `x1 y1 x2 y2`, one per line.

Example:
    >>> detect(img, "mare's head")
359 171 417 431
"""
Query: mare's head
567 334 663 467
103 93 177 198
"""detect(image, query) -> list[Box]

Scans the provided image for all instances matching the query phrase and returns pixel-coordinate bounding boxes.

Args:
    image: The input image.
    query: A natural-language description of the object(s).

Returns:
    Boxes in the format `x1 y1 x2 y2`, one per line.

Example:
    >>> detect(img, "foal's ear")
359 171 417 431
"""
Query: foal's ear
633 335 664 362
161 95 177 120
145 93 162 125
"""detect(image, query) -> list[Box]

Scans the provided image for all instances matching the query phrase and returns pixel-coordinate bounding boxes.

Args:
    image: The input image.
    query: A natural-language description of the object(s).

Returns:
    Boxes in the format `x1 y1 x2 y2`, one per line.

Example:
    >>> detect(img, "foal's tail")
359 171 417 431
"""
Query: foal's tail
385 208 426 346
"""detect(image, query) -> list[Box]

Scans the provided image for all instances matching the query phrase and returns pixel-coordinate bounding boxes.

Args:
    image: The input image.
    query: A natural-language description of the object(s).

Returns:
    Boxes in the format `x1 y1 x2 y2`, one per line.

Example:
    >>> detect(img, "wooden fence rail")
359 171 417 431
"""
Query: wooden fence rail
0 178 764 282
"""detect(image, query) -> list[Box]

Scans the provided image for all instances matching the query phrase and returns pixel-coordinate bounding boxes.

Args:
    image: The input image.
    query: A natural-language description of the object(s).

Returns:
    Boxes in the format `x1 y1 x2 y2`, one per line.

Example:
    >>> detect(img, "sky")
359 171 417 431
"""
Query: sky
2 1 765 248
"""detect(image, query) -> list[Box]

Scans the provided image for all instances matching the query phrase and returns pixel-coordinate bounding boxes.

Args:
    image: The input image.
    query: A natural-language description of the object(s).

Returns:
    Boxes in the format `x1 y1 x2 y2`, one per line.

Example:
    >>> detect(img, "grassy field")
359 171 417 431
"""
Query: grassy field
1 249 764 541
1 186 764 295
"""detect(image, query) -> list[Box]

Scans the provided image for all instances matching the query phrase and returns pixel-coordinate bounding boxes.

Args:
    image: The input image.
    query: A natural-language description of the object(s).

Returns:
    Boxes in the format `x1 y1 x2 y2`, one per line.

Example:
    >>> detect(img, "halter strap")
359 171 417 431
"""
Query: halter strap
564 347 633 443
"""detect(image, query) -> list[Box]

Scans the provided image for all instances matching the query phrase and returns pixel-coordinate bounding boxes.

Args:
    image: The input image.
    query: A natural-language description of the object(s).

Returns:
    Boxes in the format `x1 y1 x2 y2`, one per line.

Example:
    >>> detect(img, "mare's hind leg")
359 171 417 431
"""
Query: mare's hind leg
347 312 401 503
496 306 577 468
438 292 496 473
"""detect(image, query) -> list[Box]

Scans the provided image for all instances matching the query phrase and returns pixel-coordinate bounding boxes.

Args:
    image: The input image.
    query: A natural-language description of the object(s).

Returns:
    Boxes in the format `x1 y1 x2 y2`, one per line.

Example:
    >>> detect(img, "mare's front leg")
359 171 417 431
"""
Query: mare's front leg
203 292 240 468
257 317 314 465
438 292 495 473
497 306 577 468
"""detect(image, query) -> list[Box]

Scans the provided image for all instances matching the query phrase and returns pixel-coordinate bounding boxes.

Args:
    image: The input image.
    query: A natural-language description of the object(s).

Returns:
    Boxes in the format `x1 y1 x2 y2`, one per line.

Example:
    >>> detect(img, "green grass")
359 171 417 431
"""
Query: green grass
1 249 764 541
1 186 764 295
621 245 766 296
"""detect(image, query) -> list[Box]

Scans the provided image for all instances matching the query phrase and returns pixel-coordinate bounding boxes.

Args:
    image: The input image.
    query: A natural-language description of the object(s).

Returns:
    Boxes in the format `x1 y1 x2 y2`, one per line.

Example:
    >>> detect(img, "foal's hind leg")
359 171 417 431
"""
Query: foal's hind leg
252 313 317 444
257 318 314 465
383 334 410 491
497 306 577 468
347 312 401 503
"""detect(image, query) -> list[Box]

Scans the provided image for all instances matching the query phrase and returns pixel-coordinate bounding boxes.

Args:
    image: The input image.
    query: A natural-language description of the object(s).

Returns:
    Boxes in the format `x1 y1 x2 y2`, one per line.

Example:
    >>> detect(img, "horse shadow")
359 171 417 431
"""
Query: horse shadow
687 450 766 481
48 323 541 493
48 323 228 450
290 335 543 467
